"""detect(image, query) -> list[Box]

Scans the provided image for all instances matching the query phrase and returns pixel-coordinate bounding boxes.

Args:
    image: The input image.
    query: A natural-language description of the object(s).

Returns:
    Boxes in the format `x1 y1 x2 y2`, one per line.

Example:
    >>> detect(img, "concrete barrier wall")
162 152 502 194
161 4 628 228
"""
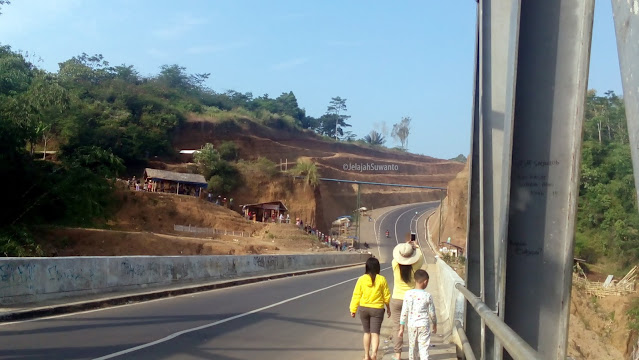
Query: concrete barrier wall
0 253 370 305
434 257 466 353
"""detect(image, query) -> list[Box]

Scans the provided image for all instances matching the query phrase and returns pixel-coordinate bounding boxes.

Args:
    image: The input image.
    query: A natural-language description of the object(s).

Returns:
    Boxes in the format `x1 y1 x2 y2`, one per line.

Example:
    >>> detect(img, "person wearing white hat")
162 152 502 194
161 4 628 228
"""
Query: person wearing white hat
390 241 424 360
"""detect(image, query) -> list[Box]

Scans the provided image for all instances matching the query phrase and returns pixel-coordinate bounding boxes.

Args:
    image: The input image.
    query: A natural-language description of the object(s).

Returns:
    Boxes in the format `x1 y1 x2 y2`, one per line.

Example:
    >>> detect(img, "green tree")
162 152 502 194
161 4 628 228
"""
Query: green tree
58 53 111 86
275 91 305 122
156 64 210 94
392 116 411 150
212 160 241 193
193 143 220 177
325 96 351 139
575 90 639 267
207 175 225 194
301 115 320 131
218 141 239 161
0 45 34 96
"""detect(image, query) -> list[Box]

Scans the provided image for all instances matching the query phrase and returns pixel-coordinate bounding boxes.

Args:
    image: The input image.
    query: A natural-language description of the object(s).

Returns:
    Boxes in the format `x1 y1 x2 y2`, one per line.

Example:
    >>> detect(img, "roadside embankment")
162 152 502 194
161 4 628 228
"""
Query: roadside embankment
0 253 370 306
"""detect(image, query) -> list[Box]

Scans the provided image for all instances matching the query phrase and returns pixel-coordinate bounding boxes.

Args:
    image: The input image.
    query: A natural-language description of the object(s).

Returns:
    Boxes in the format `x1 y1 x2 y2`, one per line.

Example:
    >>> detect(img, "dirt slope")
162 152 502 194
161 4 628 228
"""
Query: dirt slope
108 190 264 234
38 190 326 256
427 160 469 249
174 118 464 230
568 287 632 359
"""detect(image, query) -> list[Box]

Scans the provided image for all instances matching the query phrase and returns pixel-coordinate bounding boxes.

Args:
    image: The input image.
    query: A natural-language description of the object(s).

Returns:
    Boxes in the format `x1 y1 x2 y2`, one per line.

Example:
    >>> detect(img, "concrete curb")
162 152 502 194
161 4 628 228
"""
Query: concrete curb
0 262 365 323
424 210 443 257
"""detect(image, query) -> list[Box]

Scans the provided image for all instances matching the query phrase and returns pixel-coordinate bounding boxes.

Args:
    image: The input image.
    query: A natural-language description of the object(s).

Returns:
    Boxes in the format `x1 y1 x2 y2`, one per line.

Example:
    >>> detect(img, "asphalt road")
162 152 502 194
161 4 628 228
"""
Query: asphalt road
0 202 439 360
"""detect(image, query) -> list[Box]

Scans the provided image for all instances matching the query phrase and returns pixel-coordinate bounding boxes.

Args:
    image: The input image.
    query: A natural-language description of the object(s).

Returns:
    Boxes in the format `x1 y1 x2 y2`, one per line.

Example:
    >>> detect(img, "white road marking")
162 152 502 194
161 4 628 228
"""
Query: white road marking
394 205 426 245
373 208 395 262
93 267 391 359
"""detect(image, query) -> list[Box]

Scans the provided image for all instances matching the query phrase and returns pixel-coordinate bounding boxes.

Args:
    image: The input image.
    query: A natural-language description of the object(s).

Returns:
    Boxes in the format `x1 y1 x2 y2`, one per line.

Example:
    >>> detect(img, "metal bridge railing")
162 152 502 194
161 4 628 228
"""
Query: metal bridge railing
454 320 476 360
454 283 543 360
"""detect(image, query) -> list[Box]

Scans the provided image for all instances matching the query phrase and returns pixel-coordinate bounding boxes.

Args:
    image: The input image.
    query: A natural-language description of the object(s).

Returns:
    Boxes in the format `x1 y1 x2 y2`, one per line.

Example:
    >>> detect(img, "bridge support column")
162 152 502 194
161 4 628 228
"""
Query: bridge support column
612 0 639 206
466 0 520 358
466 0 594 359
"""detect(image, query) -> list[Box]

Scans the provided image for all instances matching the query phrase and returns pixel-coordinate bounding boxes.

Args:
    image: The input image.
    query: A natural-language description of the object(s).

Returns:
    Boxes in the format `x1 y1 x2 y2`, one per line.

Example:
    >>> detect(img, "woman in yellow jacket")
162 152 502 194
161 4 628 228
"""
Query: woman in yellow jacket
350 257 391 360
390 241 424 360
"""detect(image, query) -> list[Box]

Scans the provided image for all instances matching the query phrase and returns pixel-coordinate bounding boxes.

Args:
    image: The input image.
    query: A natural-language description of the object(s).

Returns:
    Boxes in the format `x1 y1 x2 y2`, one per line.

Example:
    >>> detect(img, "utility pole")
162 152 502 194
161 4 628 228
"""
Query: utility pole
355 183 361 247
438 190 444 247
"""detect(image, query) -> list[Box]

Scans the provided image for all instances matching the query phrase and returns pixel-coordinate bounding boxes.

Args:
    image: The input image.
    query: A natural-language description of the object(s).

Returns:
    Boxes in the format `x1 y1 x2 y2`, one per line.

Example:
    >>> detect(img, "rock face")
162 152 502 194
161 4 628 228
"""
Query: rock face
427 161 469 251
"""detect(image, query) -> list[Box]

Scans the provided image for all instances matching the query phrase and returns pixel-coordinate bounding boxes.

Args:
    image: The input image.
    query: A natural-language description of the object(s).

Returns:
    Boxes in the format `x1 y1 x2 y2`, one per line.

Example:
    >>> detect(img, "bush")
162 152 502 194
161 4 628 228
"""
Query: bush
628 298 639 331
255 157 278 178
218 141 239 161
0 226 43 257
255 110 298 130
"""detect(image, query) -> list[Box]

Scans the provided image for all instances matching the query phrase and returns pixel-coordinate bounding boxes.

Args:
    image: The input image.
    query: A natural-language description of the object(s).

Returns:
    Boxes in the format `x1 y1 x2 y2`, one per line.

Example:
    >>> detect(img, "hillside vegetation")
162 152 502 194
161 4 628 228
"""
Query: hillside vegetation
0 46 461 256
576 90 639 270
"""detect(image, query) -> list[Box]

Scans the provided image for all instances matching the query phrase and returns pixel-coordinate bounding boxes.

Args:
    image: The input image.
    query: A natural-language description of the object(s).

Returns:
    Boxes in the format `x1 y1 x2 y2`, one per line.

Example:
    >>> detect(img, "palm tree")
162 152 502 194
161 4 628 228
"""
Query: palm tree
363 131 386 146
290 161 319 188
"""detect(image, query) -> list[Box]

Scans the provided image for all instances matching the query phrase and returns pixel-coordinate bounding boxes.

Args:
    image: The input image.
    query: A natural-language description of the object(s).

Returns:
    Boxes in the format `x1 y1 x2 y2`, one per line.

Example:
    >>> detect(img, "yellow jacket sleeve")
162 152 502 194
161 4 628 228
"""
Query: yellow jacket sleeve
382 276 391 304
350 277 363 313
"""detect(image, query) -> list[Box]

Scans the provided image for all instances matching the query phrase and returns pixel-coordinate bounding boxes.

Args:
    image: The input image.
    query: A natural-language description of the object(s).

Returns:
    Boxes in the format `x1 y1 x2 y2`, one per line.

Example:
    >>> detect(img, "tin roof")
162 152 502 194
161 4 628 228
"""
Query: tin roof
144 168 207 185
240 201 288 212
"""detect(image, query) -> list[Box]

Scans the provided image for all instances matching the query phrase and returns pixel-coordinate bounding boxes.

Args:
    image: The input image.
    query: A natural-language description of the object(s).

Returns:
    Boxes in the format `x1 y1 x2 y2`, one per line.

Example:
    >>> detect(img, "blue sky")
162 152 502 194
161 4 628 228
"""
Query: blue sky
0 1 623 159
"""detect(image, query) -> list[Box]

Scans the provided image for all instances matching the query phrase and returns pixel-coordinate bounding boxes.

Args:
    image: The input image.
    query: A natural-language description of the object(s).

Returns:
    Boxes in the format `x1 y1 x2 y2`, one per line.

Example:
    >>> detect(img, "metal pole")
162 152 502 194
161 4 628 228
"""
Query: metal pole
456 284 543 360
356 183 361 247
476 1 522 358
466 2 483 355
456 320 478 360
438 190 443 247
611 0 639 206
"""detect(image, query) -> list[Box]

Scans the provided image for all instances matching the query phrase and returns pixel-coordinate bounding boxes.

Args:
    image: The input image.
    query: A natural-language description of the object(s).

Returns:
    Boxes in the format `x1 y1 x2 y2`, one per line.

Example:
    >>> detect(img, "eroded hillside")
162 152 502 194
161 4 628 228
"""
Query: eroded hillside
175 117 464 230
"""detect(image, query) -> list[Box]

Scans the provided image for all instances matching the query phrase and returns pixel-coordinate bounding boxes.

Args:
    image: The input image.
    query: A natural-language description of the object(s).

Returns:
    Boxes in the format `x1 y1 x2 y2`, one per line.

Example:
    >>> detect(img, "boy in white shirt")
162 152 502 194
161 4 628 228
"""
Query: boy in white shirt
398 269 437 360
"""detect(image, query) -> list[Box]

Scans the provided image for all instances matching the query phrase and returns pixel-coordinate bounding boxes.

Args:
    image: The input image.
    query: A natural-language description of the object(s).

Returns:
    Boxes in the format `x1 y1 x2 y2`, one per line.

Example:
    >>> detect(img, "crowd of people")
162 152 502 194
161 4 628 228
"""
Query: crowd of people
298 224 354 251
126 176 204 197
206 193 233 209
125 176 235 209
